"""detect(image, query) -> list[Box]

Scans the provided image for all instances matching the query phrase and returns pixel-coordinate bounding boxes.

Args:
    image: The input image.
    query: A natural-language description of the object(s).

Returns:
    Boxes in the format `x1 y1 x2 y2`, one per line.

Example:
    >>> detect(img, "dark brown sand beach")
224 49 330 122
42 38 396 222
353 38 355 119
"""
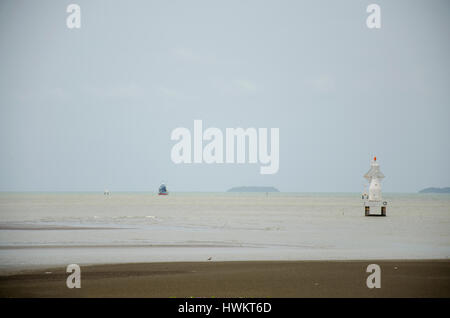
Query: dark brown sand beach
1 260 449 298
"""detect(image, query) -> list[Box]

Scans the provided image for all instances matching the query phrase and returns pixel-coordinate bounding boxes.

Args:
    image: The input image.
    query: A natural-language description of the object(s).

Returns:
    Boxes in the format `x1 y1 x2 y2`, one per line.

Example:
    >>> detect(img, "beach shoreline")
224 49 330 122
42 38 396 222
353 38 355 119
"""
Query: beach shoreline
1 260 449 298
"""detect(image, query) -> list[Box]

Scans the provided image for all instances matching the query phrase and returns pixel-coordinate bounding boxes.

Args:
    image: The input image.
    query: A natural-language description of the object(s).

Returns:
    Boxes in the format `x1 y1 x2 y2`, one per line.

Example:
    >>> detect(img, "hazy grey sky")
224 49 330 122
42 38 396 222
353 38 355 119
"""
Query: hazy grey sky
0 0 449 192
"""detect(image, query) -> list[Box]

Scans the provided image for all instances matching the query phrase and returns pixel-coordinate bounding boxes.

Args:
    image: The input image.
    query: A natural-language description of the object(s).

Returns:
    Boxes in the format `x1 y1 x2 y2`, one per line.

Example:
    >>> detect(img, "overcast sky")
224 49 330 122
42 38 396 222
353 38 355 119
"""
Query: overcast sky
0 0 449 192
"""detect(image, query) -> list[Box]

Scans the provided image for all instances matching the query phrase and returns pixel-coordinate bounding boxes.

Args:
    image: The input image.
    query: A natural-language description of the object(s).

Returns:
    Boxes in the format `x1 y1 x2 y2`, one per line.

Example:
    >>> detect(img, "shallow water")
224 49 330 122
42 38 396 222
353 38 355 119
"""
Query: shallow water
0 193 449 271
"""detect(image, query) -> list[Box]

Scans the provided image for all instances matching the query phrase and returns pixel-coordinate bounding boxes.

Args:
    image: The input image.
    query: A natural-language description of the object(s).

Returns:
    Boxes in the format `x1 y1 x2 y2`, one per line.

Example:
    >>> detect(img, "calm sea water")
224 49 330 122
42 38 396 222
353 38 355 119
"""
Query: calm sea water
0 193 449 271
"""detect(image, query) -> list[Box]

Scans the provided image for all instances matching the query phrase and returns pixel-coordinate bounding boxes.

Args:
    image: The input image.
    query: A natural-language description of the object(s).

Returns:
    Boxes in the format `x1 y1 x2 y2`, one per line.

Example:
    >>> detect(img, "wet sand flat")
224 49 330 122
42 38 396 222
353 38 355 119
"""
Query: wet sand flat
0 260 449 298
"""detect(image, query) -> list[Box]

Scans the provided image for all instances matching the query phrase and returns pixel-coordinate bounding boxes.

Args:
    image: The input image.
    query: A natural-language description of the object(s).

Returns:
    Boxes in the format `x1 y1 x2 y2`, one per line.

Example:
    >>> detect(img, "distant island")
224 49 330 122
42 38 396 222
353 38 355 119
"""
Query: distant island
227 186 280 192
419 187 450 194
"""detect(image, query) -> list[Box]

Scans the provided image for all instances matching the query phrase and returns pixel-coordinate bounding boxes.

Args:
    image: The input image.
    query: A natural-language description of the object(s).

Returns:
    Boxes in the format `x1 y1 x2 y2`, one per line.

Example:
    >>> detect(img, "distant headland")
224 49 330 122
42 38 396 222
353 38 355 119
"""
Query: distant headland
419 187 450 194
227 186 280 192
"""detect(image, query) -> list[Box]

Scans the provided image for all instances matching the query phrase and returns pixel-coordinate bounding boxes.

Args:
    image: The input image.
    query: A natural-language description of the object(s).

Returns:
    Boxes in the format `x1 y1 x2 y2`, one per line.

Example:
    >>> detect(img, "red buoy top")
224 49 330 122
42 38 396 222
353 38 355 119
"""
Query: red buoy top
374 156 377 161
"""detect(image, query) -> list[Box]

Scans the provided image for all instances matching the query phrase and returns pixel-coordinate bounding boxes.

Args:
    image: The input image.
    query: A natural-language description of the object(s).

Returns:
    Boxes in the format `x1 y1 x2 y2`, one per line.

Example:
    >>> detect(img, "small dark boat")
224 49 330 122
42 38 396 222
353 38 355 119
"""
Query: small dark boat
158 183 168 195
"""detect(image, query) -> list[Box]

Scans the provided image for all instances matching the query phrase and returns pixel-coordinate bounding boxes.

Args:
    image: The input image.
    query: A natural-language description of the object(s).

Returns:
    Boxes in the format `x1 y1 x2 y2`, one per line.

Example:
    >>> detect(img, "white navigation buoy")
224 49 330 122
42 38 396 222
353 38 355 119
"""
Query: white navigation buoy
362 156 387 216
